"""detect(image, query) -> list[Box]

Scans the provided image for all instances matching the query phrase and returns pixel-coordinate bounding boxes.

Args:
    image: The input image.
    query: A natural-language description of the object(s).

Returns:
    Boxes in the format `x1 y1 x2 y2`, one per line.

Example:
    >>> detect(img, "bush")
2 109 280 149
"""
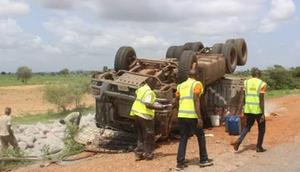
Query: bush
43 78 89 111
16 66 32 84
68 78 90 109
235 65 300 90
262 65 298 90
43 84 73 111
59 124 83 159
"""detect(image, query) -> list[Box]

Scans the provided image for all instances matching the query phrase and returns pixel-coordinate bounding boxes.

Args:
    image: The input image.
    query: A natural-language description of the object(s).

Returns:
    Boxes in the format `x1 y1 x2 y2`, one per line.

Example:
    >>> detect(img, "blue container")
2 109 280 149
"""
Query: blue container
225 115 241 135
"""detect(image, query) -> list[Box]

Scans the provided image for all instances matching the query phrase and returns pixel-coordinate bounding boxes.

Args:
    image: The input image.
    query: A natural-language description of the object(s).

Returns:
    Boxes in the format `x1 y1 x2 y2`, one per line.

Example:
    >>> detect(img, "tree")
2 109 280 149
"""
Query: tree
1 71 6 75
59 68 70 75
16 66 32 84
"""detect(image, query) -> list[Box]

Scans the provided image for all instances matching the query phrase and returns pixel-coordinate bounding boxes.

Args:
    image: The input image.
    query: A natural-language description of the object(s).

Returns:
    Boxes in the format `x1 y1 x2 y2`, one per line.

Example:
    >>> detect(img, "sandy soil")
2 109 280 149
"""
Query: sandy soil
11 95 300 172
0 85 94 116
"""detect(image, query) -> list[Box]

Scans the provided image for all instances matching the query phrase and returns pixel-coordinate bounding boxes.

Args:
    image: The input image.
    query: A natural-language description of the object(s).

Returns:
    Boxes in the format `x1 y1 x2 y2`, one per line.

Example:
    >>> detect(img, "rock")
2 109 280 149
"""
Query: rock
18 141 27 150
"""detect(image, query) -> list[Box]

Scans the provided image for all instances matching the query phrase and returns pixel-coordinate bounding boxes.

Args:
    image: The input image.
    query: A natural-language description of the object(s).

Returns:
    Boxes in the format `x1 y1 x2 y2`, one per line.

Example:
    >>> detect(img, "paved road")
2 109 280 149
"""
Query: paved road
175 137 300 172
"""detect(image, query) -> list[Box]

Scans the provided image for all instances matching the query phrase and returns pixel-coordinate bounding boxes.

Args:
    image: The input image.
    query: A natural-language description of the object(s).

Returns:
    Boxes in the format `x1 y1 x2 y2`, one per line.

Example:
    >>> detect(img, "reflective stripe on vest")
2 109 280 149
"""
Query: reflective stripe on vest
177 78 202 119
130 84 156 118
244 78 264 114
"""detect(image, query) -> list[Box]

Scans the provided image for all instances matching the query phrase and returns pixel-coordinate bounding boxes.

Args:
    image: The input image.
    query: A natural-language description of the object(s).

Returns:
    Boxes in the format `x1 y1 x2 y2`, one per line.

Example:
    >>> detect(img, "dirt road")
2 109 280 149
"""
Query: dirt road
235 136 300 172
0 85 94 116
13 95 300 172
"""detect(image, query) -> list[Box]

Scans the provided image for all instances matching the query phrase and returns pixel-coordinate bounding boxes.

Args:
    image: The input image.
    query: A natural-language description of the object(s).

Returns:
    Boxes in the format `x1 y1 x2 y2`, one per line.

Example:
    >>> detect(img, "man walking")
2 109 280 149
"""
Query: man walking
130 81 166 161
232 68 267 152
0 107 19 153
175 69 213 170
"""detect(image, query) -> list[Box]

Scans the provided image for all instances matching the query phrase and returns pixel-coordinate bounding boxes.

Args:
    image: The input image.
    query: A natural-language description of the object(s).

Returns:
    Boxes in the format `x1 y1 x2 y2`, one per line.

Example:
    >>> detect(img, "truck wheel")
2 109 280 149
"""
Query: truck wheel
114 46 136 72
178 50 197 83
183 42 194 50
211 43 223 54
235 38 247 66
174 45 186 59
222 43 237 73
184 42 204 52
225 39 235 44
166 46 177 59
191 42 204 52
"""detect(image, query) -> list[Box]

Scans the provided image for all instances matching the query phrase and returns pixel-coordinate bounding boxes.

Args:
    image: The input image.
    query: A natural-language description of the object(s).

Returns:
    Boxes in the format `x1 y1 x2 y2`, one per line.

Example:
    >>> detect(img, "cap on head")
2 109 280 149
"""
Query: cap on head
251 68 261 78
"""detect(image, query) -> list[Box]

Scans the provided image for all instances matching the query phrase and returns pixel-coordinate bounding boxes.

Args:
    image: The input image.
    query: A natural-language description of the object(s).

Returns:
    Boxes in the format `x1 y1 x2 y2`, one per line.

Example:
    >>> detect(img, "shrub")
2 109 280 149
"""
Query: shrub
68 78 90 109
262 65 298 90
43 84 73 111
43 78 89 111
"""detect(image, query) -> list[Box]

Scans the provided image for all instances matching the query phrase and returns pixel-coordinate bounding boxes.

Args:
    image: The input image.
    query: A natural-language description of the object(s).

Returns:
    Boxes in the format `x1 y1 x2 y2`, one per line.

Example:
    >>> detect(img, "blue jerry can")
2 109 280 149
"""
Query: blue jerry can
226 115 241 135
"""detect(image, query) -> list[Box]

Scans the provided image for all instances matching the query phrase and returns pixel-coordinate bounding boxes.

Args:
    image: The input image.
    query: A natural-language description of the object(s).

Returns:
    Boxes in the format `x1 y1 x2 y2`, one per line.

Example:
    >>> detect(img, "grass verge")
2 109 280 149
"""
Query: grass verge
0 74 90 87
13 106 94 124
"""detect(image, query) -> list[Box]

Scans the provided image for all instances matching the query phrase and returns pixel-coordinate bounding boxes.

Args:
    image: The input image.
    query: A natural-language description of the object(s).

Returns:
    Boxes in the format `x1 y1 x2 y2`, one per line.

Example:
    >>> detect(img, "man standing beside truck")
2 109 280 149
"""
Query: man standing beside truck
130 81 166 161
175 69 213 170
232 68 267 152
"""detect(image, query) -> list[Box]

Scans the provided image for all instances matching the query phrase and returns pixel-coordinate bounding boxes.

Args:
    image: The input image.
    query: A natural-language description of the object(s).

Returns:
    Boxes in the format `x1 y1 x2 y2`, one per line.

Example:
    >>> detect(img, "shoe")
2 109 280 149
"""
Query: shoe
135 153 144 161
144 153 154 160
183 159 189 167
199 158 213 168
175 163 187 171
256 147 266 153
231 141 240 151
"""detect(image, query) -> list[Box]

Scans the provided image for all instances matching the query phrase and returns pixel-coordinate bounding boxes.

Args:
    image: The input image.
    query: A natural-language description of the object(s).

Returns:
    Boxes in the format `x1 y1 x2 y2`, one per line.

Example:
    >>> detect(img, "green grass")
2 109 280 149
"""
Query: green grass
13 107 95 124
266 89 300 98
0 74 90 87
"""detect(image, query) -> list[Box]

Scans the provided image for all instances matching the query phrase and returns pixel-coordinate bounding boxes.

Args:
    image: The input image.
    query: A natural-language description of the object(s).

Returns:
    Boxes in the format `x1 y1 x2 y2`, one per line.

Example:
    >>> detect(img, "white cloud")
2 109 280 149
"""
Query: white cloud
296 40 300 49
0 0 30 17
259 0 296 33
1 0 299 72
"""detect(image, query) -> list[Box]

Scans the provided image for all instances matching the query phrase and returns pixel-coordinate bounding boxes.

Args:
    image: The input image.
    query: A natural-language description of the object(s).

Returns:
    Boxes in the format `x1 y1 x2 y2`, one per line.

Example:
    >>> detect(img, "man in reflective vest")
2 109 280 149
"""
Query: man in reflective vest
175 69 213 170
130 81 166 161
232 68 267 152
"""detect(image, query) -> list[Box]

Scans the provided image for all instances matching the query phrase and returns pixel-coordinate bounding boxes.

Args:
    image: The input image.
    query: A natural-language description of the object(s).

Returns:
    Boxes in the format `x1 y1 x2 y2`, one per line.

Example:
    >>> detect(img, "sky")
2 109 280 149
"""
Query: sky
0 0 299 72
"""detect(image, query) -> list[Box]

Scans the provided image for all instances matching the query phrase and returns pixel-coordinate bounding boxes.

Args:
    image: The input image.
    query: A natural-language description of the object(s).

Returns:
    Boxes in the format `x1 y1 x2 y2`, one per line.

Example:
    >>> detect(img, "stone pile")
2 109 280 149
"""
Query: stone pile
0 113 97 157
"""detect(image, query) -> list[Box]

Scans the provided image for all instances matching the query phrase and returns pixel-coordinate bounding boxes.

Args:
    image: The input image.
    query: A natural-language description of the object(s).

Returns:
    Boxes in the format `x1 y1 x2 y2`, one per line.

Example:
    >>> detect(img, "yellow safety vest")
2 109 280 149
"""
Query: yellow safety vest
244 78 266 114
177 78 203 119
130 84 156 118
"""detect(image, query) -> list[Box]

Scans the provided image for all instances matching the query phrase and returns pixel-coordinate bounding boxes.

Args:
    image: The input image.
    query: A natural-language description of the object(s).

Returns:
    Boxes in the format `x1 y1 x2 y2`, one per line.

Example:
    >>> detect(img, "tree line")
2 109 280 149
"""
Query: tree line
235 65 300 90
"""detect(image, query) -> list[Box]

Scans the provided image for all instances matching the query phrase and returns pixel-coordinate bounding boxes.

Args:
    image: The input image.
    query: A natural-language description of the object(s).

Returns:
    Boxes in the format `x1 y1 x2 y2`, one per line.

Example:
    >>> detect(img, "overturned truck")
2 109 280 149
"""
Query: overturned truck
91 39 247 143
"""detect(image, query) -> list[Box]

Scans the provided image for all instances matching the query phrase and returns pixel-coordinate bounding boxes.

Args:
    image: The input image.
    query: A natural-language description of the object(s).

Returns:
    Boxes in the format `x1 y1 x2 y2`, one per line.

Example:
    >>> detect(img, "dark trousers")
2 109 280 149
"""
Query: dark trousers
237 113 266 148
177 118 208 164
0 134 19 152
135 116 155 157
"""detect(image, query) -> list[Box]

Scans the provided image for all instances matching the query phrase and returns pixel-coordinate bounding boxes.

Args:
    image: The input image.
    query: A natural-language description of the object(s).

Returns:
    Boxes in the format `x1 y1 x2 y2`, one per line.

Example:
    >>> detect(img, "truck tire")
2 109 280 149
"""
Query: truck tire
183 42 194 50
211 43 223 54
114 46 136 72
166 46 177 59
174 45 186 59
191 42 204 52
178 50 197 83
184 42 204 52
225 39 235 44
222 43 237 73
235 38 247 66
